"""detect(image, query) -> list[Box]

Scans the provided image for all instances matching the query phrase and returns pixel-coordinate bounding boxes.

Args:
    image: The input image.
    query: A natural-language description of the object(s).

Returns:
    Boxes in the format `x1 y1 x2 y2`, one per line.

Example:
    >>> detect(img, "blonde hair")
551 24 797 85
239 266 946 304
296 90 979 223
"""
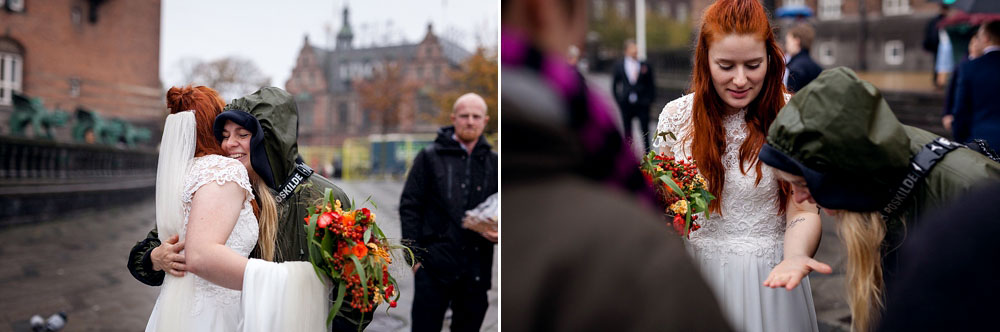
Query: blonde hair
251 173 279 261
836 211 888 332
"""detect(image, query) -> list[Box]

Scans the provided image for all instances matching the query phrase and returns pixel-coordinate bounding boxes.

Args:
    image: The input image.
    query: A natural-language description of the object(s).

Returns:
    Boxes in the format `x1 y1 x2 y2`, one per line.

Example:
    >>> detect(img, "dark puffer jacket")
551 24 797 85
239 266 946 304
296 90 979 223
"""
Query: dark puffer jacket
400 126 498 288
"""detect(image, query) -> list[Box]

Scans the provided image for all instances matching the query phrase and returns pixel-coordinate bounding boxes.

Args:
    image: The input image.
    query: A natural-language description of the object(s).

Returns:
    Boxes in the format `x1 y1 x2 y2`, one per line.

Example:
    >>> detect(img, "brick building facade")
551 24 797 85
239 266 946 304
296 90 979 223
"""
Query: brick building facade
0 0 162 139
285 7 469 148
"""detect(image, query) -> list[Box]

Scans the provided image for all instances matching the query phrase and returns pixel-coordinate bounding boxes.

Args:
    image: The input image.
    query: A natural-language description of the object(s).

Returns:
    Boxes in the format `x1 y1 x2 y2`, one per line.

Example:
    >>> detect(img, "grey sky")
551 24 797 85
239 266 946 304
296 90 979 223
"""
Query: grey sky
160 0 498 91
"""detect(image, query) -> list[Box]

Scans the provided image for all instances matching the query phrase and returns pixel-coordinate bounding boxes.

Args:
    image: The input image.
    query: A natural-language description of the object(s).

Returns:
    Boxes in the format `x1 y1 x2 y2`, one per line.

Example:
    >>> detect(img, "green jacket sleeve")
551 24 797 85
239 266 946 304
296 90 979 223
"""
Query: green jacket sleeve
127 228 165 286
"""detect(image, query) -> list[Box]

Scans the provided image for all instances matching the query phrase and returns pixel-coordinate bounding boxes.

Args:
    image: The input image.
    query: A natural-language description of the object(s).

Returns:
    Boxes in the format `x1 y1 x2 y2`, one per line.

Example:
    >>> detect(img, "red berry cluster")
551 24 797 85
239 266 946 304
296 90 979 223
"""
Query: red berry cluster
641 153 709 237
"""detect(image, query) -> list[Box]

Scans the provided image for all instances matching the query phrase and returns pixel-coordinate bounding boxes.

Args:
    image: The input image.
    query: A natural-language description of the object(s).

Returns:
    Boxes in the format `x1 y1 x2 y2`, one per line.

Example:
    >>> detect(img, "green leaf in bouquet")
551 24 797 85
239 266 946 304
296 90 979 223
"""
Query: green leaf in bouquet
684 211 692 236
656 130 677 142
321 228 334 253
690 193 707 213
362 194 378 210
328 279 347 325
658 174 684 196
323 188 334 205
350 256 368 301
364 227 372 244
371 222 386 240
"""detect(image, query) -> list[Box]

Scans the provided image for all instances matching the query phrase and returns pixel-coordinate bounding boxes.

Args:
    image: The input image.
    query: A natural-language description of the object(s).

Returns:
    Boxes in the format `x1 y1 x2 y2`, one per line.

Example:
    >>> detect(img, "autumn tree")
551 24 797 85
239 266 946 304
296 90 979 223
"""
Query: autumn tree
432 47 498 134
175 56 271 101
355 61 417 175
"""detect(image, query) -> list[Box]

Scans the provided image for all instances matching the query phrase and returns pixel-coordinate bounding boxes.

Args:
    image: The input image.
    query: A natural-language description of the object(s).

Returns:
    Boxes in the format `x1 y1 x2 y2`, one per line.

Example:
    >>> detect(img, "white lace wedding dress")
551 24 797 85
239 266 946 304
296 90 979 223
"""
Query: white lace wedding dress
146 154 258 332
652 94 818 332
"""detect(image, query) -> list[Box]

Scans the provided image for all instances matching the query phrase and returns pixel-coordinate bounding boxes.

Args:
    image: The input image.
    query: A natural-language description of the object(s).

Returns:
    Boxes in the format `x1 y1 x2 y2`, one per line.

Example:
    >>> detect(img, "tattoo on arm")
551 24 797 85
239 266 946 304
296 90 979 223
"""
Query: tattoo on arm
788 217 806 230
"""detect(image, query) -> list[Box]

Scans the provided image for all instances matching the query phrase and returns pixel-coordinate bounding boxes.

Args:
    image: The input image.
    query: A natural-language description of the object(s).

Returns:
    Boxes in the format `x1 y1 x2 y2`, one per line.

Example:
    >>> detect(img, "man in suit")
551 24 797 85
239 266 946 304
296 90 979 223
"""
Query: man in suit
783 23 823 93
612 39 656 152
953 20 1000 148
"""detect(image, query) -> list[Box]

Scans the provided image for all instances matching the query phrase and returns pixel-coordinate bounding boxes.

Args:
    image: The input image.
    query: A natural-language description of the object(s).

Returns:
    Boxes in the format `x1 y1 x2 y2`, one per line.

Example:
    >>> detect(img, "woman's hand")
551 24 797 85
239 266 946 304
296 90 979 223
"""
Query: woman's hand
763 255 832 290
151 234 187 277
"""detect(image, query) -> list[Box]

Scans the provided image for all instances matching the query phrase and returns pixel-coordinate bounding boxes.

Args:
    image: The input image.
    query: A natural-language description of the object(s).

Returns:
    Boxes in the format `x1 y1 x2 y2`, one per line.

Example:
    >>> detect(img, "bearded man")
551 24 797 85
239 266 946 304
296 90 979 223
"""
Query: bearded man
399 92 498 332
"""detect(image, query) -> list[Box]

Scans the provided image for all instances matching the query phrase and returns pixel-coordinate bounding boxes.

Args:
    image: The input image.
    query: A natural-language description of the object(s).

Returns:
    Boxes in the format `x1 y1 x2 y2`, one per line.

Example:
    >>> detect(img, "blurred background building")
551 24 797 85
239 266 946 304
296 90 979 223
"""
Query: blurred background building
286 6 496 180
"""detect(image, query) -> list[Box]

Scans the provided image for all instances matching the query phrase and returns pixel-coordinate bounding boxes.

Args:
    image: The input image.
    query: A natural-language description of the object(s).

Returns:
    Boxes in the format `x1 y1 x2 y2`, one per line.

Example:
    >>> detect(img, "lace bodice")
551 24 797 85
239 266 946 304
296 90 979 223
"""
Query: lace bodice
180 154 258 314
653 93 789 265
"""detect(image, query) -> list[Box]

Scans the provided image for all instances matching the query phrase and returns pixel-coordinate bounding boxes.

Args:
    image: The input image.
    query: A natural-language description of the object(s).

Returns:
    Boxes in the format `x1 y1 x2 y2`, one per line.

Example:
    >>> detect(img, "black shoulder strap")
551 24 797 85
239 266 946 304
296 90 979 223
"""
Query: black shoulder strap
880 137 963 221
275 162 314 203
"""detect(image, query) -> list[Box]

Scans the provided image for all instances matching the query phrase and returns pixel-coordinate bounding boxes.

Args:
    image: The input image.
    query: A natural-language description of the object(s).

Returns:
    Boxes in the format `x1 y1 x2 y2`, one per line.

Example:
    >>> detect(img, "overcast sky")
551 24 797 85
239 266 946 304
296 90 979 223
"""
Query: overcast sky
160 0 498 90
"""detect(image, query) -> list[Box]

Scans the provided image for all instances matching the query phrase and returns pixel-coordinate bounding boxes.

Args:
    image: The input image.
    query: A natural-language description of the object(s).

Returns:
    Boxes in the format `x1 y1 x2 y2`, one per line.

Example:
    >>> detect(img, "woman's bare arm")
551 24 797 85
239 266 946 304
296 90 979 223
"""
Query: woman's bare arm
184 181 250 290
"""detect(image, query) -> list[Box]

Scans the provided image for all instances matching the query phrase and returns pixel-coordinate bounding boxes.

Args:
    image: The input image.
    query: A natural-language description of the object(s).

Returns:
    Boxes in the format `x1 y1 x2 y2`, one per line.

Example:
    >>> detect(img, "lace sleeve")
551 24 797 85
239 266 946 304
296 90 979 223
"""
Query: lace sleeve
183 155 255 204
651 94 693 156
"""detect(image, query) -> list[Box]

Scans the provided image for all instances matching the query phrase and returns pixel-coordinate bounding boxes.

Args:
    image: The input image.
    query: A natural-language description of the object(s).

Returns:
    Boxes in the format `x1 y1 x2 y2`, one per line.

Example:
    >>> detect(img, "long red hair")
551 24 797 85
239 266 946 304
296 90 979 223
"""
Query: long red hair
165 85 262 218
688 0 789 215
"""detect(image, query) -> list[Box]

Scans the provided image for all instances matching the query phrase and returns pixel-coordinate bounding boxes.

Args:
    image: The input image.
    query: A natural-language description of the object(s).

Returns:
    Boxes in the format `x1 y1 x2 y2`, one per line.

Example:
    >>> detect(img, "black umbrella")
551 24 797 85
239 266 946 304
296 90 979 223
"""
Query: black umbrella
951 0 1000 14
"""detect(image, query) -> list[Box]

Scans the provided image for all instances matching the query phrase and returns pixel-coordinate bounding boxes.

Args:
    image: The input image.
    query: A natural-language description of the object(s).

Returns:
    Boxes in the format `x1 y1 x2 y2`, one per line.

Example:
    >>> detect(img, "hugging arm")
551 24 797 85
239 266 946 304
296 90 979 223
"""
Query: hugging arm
128 228 166 286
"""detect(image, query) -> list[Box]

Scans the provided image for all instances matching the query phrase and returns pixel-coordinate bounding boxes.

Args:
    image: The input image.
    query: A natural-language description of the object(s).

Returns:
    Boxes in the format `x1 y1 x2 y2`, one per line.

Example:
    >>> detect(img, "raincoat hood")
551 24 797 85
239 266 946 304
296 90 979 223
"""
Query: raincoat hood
762 67 912 210
224 87 301 190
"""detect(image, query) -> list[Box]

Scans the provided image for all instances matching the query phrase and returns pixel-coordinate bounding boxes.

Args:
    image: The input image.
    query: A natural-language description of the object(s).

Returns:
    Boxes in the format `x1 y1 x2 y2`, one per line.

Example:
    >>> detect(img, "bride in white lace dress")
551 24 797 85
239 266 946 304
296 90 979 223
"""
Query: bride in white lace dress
145 86 326 331
651 1 830 331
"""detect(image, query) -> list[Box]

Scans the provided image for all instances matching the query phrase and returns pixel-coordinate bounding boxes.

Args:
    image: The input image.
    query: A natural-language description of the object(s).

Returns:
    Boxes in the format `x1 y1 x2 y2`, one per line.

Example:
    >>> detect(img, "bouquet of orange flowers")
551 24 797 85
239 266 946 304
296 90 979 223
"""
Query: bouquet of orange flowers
303 188 409 325
640 149 716 238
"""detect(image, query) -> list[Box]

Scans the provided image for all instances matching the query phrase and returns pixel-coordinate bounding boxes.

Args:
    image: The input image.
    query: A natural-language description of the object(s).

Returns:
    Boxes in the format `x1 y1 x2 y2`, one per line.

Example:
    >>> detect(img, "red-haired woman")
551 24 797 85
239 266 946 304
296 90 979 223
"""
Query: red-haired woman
144 86 323 331
652 0 826 330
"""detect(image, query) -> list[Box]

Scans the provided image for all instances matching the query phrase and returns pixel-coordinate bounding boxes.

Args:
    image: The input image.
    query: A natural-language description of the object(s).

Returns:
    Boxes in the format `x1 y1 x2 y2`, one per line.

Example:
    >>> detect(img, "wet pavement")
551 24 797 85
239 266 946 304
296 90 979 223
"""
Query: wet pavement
0 180 498 332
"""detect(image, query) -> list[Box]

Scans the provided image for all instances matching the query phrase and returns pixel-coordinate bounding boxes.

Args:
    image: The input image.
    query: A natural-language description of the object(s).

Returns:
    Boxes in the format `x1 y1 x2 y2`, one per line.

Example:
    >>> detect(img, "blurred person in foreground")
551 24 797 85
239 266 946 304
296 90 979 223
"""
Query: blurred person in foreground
783 23 822 93
877 181 1000 331
952 20 1000 148
758 67 1000 331
400 92 498 332
501 0 729 331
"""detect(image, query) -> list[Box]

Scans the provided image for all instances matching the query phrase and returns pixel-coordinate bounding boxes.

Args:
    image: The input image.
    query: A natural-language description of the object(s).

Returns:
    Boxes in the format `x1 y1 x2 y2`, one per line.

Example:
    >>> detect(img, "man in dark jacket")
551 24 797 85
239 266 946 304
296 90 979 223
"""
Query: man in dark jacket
612 39 656 152
783 23 823 93
400 93 498 332
952 20 1000 148
126 87 370 331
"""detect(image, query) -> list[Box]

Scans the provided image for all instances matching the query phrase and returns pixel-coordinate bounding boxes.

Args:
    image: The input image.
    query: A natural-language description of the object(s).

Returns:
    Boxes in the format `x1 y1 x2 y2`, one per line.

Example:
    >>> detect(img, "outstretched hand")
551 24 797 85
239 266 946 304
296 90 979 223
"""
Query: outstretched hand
764 255 832 290
151 234 187 277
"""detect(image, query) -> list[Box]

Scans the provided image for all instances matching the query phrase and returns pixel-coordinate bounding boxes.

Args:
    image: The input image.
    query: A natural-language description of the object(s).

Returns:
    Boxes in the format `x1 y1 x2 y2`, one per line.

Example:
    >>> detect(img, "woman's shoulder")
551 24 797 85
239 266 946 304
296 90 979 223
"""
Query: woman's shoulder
665 93 694 111
192 154 245 173
653 93 695 150
186 155 252 197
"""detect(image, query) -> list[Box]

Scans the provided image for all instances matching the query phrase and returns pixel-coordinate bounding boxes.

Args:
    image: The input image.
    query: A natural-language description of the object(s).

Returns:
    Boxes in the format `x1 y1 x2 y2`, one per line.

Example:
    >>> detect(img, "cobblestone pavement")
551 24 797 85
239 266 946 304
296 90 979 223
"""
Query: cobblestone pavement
0 179 497 332
0 196 160 331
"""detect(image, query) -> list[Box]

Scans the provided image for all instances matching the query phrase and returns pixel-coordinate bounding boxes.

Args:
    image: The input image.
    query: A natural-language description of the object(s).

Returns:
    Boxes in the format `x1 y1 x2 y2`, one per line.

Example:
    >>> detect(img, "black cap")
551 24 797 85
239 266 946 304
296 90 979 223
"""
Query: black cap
213 110 277 189
759 143 892 212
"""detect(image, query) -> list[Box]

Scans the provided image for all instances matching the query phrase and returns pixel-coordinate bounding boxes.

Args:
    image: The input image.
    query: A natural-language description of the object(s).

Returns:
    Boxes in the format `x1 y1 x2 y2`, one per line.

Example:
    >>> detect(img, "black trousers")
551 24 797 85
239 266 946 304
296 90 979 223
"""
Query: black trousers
620 103 651 152
411 267 488 332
